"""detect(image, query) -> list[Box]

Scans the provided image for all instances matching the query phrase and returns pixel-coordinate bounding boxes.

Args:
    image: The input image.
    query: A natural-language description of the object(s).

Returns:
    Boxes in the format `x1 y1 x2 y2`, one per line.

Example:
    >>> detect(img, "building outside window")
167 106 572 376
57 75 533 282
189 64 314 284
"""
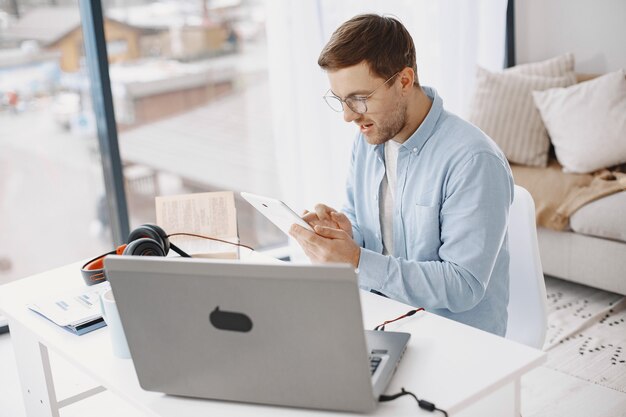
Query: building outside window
0 0 284 287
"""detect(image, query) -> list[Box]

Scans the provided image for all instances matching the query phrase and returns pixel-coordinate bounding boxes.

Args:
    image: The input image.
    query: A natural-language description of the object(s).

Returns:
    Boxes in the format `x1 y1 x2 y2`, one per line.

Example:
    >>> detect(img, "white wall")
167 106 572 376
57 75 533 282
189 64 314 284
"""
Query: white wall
515 0 626 73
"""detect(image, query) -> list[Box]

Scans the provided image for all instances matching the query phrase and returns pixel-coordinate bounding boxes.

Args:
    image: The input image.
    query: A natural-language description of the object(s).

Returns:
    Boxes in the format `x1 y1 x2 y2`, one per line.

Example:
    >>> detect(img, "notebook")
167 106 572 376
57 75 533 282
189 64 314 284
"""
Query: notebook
27 283 108 335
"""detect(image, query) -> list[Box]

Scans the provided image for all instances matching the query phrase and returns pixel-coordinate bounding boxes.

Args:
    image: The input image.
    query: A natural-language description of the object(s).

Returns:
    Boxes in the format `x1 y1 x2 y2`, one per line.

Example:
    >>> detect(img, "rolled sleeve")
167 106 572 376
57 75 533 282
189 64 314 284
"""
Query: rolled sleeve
356 248 388 291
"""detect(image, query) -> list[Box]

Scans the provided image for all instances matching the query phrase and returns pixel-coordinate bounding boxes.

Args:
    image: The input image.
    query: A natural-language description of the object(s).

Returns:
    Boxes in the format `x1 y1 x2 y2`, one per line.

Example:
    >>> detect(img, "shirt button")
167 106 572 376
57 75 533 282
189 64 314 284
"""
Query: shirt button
376 233 380 239
374 195 378 201
412 147 418 153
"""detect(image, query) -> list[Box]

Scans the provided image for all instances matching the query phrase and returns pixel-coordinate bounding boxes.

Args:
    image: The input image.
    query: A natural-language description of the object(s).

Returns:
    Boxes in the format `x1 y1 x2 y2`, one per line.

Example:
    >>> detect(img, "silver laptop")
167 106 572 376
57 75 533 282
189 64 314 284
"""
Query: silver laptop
104 256 410 413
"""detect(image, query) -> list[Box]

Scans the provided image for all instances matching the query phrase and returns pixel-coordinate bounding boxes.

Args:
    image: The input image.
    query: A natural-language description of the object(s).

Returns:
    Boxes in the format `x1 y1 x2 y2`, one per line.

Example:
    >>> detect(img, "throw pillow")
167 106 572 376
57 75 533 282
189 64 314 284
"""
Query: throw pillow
468 68 577 166
506 53 575 77
532 70 626 173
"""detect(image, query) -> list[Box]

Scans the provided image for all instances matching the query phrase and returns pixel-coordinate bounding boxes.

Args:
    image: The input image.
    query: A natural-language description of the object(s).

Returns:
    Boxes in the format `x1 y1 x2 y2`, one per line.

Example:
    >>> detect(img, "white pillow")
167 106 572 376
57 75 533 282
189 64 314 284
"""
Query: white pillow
468 68 576 166
532 70 626 173
506 53 575 77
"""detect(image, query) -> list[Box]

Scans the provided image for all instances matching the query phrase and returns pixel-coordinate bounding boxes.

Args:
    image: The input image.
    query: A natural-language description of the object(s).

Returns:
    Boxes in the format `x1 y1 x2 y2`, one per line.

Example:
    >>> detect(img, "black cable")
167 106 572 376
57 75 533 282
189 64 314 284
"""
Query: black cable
374 308 424 331
379 388 448 416
169 242 192 258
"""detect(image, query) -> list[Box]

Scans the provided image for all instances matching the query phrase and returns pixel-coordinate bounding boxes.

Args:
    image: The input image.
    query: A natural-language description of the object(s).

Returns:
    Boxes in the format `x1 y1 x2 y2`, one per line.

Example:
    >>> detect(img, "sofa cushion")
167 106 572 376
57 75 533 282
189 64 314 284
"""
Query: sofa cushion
506 53 574 77
532 70 626 174
570 191 626 243
468 69 576 167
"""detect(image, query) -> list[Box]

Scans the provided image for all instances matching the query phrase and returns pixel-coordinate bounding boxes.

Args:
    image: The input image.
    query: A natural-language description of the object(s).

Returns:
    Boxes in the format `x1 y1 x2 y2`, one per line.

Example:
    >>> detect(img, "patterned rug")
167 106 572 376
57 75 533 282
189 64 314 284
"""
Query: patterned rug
543 276 626 393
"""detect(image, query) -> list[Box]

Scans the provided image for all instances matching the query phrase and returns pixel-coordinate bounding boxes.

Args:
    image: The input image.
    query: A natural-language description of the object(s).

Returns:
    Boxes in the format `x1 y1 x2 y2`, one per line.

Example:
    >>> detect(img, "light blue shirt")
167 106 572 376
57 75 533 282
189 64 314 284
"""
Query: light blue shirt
344 86 514 336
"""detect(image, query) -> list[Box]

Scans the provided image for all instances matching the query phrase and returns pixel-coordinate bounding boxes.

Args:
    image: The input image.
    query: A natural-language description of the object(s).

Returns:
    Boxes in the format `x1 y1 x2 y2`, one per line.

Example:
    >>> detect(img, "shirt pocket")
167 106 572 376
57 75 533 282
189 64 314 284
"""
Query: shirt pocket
406 204 441 261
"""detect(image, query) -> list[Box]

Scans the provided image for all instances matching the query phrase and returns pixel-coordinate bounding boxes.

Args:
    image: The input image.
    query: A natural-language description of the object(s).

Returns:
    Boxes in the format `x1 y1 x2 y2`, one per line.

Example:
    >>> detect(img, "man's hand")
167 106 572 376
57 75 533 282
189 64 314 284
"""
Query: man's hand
301 204 353 238
289 223 360 268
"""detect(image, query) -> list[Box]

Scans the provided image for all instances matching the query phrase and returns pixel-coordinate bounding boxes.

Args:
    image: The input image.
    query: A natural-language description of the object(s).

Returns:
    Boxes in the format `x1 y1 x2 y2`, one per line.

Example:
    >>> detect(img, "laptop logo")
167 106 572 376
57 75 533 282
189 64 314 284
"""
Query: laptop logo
209 307 253 332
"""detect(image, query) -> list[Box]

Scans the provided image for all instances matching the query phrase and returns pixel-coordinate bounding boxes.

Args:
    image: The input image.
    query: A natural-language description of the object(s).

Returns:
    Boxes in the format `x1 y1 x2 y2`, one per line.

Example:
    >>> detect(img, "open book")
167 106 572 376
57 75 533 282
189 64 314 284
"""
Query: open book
155 191 240 259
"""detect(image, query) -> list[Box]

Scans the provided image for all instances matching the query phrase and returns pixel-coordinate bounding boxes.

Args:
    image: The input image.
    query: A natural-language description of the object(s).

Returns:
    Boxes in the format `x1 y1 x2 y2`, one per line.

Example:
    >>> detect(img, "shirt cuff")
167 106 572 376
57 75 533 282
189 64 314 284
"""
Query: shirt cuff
356 248 388 292
352 226 364 246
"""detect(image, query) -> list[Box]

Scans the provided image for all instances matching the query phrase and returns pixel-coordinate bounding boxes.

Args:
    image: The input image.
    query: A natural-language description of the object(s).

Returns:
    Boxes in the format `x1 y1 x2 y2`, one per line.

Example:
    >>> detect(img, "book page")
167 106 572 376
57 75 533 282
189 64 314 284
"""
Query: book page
155 191 239 258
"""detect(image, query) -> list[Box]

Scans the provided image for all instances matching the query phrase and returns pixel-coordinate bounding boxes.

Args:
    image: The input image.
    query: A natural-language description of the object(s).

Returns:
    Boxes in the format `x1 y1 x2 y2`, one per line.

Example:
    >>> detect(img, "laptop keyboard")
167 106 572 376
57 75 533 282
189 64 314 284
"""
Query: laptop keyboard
369 355 383 375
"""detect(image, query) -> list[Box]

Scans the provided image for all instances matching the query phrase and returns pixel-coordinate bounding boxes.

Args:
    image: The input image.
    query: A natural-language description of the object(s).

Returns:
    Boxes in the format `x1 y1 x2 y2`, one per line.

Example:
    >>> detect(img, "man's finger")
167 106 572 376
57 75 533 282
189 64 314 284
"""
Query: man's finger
289 225 314 250
314 203 335 221
290 225 327 260
290 224 325 245
331 211 351 226
289 223 306 238
314 225 349 240
302 212 319 224
331 211 347 220
330 212 352 235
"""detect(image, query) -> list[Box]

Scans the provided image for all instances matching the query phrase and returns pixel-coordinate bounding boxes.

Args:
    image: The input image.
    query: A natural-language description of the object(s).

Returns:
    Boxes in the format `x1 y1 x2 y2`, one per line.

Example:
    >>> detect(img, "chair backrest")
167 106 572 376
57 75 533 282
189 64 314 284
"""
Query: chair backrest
505 185 547 349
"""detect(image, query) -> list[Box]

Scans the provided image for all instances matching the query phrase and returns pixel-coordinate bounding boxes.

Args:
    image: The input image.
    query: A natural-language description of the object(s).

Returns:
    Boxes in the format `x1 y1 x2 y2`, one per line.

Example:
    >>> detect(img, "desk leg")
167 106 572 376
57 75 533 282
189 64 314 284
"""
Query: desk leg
9 322 59 417
514 378 521 417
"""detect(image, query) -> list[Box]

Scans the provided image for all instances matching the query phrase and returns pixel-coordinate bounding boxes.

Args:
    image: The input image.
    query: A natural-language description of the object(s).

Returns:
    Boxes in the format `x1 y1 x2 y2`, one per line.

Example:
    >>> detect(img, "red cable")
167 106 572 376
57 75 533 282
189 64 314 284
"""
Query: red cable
167 232 254 251
375 308 424 331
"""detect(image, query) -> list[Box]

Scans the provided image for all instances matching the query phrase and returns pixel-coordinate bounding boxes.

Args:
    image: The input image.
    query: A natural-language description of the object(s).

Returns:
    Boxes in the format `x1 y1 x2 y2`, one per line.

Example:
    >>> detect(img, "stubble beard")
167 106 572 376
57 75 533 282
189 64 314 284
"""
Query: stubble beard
363 99 408 145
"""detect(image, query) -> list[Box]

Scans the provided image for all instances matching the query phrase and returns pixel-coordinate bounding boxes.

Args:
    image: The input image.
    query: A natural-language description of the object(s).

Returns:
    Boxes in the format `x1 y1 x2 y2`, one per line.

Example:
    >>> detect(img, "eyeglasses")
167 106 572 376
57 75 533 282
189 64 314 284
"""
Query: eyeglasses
323 71 400 115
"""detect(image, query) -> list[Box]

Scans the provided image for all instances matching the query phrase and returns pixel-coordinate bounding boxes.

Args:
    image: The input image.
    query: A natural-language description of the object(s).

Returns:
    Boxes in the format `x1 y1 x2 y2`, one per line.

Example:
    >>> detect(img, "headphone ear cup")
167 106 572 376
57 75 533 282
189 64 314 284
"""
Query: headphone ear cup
145 224 170 254
127 224 170 255
122 238 166 257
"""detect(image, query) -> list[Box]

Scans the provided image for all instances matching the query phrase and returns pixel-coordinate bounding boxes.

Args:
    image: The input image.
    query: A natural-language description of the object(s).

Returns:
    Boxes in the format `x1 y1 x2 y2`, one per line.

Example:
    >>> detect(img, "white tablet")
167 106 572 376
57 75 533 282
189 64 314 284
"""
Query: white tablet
241 192 314 235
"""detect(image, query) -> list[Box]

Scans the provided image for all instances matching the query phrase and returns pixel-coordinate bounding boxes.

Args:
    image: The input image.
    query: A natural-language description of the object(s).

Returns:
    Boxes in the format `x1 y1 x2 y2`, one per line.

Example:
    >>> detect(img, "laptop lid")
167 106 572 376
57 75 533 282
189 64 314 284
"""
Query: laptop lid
104 256 380 412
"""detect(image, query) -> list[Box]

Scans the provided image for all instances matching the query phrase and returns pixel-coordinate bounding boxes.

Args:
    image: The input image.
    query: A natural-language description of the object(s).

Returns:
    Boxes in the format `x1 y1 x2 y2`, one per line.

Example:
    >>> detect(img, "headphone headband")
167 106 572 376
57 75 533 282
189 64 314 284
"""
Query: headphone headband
80 244 127 286
79 224 190 286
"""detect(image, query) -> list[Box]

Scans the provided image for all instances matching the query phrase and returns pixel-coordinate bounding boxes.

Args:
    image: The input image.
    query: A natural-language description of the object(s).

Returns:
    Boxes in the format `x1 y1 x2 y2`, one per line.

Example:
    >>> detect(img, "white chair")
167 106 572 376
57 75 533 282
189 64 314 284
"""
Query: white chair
505 185 548 349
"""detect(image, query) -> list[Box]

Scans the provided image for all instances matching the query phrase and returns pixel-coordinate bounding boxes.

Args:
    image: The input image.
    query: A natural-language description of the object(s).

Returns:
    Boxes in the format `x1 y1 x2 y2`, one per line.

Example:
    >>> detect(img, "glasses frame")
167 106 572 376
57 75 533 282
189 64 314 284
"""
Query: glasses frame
323 71 400 115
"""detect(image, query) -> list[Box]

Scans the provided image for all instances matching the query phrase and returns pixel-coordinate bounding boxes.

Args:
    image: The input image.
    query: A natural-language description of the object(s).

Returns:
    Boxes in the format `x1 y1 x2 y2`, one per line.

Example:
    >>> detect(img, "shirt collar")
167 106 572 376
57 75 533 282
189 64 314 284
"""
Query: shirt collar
373 86 443 157
399 86 443 154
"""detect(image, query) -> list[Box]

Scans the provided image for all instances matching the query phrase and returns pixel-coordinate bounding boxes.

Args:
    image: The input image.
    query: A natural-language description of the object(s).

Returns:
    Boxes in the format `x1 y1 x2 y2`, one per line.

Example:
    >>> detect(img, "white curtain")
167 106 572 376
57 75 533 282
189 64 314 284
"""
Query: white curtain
265 0 507 254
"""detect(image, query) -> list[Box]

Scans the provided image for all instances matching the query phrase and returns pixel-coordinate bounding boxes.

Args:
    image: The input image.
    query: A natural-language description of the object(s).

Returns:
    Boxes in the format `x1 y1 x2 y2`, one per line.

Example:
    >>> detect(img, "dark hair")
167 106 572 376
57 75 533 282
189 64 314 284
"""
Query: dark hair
318 14 419 85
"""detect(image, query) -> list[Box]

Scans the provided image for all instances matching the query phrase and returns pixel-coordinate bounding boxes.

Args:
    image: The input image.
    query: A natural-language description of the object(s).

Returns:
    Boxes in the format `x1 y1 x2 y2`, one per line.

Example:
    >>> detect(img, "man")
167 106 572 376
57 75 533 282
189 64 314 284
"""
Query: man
289 14 513 336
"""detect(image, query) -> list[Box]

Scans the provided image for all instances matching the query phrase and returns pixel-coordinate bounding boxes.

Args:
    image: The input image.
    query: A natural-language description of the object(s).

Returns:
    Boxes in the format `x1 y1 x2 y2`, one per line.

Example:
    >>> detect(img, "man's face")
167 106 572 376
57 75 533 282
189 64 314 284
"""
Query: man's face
327 61 407 145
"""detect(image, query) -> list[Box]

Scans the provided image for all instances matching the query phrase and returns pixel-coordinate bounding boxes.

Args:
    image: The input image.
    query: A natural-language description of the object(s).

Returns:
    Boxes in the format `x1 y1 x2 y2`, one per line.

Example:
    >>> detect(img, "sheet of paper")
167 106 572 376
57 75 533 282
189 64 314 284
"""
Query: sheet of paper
155 191 239 257
27 282 110 327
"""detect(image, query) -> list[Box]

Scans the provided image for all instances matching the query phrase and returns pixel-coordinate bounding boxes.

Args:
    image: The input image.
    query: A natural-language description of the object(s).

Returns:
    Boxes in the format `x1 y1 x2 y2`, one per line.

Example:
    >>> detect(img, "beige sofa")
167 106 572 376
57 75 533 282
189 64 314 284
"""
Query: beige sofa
511 159 626 296
469 62 625 295
537 197 626 296
522 74 626 296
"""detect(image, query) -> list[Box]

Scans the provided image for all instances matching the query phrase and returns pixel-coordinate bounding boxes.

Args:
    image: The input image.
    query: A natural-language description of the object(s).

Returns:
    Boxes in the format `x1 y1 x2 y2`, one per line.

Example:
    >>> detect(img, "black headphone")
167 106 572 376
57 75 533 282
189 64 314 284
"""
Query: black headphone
81 224 191 286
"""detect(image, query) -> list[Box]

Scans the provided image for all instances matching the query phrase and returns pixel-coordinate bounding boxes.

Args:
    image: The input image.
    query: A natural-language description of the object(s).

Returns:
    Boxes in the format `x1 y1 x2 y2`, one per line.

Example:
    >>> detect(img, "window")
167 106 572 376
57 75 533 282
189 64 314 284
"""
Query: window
106 0 285 252
0 4 110 285
0 1 284 287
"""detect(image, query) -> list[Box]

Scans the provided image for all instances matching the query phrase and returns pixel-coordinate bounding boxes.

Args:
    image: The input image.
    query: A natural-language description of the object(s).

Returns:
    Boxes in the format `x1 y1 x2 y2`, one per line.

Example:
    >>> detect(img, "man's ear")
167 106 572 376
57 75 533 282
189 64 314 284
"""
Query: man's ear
399 67 415 92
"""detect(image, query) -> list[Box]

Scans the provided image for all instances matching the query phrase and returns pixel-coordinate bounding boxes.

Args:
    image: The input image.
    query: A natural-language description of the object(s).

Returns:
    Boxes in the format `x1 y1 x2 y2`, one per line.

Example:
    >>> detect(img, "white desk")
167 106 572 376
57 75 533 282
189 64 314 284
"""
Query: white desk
0 256 545 417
